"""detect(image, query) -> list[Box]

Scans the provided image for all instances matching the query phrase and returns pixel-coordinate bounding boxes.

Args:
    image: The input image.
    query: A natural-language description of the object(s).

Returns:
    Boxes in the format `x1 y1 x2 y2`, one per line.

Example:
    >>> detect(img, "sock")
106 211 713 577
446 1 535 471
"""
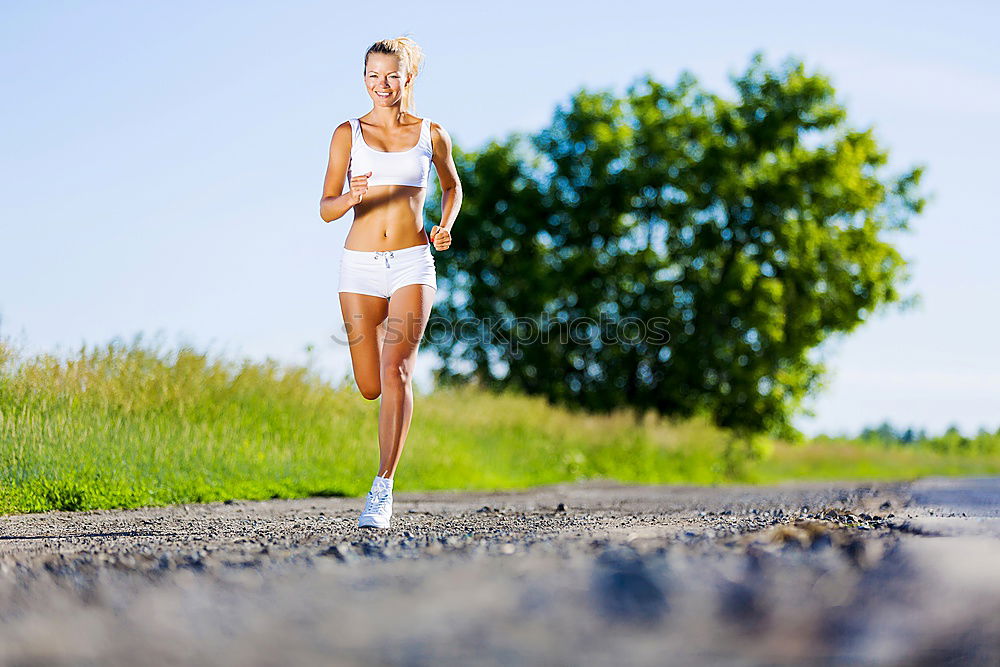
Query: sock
372 475 394 492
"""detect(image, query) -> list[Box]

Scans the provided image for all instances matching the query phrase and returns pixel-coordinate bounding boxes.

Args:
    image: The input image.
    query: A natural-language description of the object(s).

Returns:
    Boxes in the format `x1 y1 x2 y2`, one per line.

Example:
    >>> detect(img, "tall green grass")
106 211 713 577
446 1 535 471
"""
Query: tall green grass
1 334 998 514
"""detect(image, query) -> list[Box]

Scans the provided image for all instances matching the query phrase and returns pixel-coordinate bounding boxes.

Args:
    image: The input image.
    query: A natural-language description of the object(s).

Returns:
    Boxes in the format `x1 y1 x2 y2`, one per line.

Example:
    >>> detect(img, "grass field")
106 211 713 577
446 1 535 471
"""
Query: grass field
2 335 998 514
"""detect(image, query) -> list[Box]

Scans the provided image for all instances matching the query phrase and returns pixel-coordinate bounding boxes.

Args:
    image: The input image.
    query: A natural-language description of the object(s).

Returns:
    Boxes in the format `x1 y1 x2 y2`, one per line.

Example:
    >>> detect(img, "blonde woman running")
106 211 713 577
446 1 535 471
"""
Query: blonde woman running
320 37 462 529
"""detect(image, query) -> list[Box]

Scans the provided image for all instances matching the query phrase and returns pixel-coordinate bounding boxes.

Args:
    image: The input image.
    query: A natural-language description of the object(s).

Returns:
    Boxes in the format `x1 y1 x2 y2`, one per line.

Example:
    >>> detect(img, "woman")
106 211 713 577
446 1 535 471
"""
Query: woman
319 37 463 529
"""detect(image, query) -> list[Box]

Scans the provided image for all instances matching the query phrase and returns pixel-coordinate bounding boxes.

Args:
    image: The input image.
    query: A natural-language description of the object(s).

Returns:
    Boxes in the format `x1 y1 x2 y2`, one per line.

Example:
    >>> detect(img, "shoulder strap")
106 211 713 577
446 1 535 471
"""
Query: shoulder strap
425 118 435 158
422 118 432 147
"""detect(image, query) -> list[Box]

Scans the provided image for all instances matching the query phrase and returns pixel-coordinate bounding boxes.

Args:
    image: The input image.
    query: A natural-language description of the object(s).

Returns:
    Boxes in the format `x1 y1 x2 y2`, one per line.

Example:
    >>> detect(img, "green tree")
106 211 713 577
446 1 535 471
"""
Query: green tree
426 51 926 442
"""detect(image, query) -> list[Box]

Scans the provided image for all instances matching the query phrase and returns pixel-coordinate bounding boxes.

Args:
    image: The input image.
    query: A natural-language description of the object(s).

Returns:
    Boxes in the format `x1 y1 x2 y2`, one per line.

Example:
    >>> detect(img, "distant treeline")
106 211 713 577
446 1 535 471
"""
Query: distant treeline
817 421 1000 455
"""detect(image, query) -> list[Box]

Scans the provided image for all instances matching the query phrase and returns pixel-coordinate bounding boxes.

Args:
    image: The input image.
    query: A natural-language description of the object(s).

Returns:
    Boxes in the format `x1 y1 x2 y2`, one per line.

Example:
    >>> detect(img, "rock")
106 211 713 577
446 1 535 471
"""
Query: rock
317 545 349 562
590 548 669 625
717 579 769 631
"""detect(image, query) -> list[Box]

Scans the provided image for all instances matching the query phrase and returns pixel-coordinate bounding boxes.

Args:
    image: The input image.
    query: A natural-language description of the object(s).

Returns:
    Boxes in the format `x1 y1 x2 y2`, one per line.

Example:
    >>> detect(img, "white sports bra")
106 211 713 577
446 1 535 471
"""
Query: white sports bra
347 117 433 188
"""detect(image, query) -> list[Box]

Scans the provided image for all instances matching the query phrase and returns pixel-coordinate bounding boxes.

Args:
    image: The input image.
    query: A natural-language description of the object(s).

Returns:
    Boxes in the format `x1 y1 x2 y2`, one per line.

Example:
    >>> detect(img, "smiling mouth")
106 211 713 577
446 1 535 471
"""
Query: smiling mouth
376 91 391 98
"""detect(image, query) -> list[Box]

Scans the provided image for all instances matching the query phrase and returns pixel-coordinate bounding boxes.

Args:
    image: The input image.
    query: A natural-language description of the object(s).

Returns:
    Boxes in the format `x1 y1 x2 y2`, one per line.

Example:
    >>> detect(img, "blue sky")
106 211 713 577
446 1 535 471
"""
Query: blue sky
2 0 998 439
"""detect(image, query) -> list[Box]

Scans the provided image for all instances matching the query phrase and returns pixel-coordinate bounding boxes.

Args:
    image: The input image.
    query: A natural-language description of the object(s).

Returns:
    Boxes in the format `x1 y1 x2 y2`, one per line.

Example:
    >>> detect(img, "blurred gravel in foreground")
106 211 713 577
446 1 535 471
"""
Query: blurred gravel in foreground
2 477 999 666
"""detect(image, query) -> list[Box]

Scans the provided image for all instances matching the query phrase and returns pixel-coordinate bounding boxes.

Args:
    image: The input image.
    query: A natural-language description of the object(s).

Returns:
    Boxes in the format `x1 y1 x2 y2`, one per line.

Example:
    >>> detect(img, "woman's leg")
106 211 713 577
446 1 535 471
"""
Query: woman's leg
339 292 389 400
376 283 435 478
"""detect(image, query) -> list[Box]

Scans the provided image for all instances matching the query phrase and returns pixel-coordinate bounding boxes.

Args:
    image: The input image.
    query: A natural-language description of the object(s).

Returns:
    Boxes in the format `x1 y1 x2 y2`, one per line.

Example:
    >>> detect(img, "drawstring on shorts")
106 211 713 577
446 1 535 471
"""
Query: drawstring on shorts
373 250 395 268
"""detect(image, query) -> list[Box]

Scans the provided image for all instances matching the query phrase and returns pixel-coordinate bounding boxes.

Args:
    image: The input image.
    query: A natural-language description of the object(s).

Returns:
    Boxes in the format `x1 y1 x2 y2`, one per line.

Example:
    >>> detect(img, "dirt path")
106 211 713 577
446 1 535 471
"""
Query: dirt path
2 476 999 665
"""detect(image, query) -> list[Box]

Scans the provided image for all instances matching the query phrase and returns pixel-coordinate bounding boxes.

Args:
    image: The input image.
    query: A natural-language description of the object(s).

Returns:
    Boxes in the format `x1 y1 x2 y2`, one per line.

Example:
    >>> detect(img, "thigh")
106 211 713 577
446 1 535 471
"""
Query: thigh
339 292 389 396
381 284 435 370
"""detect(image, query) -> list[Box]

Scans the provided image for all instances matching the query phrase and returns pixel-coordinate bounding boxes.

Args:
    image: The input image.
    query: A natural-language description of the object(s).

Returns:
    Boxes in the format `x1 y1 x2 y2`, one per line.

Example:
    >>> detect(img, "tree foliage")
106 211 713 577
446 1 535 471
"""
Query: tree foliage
425 52 926 440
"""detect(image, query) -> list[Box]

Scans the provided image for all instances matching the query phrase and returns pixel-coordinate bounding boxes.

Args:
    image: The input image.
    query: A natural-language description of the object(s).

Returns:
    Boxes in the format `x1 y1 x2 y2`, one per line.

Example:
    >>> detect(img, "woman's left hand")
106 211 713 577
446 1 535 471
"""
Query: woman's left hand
430 225 452 251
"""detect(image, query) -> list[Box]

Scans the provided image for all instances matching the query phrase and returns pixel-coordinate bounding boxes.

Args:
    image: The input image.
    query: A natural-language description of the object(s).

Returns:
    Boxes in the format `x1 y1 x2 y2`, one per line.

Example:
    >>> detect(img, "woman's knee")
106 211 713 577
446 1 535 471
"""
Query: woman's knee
357 376 382 400
380 359 414 390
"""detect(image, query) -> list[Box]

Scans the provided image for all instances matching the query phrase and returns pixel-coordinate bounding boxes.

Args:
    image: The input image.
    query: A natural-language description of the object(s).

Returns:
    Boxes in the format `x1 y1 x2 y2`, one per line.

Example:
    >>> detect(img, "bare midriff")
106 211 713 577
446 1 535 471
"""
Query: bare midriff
344 184 430 251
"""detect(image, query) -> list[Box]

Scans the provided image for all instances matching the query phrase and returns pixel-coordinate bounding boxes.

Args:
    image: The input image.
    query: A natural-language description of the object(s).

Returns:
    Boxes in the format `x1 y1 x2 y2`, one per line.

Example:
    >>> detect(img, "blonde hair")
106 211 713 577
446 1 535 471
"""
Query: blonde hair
364 36 425 114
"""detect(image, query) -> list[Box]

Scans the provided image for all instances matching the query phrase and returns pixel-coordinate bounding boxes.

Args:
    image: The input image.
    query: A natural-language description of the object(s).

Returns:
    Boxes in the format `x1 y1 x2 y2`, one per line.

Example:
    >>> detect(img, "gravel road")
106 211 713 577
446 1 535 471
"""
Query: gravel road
2 476 1000 666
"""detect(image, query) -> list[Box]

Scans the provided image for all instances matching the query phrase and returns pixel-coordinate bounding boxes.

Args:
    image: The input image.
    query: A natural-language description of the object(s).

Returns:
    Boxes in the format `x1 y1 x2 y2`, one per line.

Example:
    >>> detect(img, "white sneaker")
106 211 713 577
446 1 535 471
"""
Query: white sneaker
358 485 393 528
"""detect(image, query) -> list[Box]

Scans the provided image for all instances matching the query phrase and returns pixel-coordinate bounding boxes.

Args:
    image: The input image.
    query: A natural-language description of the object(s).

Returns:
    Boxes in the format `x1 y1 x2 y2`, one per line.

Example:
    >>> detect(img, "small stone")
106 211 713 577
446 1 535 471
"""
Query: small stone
317 545 348 562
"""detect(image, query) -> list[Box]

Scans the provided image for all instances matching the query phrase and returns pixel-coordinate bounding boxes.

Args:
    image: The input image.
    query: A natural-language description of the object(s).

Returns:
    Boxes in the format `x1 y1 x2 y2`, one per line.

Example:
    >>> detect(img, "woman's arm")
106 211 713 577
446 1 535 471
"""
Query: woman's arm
429 121 463 249
319 122 362 222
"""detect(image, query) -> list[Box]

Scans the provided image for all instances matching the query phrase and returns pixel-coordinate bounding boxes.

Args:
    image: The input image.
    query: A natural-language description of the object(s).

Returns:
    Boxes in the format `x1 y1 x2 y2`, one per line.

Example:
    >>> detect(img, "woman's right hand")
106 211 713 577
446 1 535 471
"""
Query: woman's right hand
348 171 372 205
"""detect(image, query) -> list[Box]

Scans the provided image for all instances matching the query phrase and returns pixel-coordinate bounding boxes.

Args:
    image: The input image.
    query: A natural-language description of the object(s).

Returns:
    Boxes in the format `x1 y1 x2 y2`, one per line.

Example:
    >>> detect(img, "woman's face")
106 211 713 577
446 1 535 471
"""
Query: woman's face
365 53 407 107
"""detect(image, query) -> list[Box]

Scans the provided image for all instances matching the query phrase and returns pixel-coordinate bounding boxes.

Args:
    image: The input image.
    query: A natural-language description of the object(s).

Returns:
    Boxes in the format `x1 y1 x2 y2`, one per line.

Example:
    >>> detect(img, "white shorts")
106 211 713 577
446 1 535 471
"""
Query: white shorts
338 243 437 299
